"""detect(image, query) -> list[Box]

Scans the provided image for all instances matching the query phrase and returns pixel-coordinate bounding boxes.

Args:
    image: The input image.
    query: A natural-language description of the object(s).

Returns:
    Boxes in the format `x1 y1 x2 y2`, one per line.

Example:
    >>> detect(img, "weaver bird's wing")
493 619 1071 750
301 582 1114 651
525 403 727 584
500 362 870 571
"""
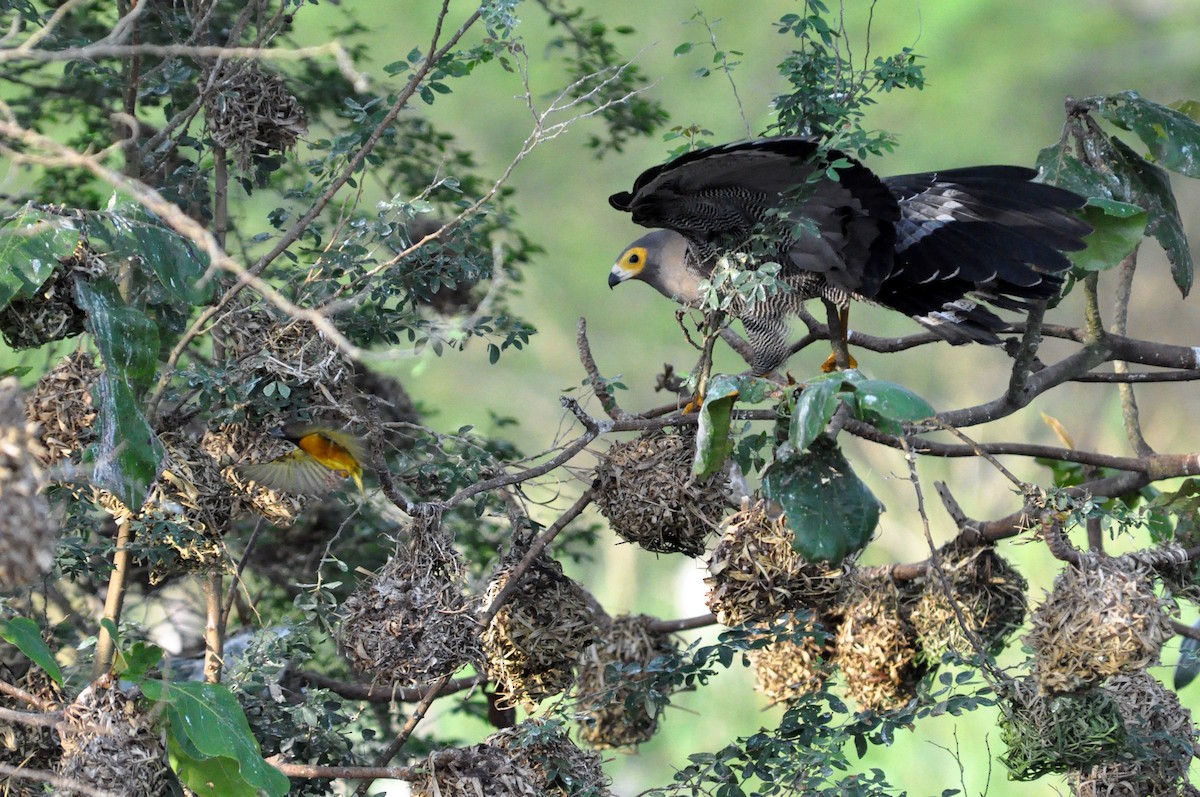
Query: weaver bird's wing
240 449 343 495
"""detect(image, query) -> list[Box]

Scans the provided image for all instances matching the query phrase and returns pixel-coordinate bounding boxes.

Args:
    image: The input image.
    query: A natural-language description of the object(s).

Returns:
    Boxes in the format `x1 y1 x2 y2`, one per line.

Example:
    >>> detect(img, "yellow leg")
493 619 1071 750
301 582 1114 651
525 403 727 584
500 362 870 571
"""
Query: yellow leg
821 305 857 372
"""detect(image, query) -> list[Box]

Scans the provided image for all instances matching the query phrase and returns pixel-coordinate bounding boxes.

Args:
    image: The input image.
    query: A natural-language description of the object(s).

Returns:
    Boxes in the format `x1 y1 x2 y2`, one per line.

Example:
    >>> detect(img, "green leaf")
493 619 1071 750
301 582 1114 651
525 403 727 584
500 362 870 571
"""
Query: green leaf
762 441 882 564
0 618 63 685
1069 201 1147 272
1037 135 1192 295
86 204 213 305
142 680 289 797
0 206 78 307
789 377 842 451
849 379 936 436
75 278 164 509
1095 91 1200 178
694 375 739 478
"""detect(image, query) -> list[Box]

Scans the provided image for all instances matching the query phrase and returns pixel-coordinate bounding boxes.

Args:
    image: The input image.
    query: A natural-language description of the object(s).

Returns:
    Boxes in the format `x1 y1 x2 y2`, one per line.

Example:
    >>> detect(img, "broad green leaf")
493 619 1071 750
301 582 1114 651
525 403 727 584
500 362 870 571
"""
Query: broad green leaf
849 379 935 436
694 374 740 478
0 206 78 307
75 278 163 509
789 377 842 451
0 618 63 685
115 641 164 681
142 680 289 797
762 441 882 564
1069 201 1147 272
167 734 262 797
86 204 213 305
1096 91 1200 178
1037 135 1192 295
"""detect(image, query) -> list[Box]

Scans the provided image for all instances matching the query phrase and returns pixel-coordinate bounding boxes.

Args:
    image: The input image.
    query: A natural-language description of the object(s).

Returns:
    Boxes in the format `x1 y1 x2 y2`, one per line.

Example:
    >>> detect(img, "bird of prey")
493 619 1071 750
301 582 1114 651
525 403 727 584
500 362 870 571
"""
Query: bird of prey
240 423 366 496
608 136 1091 375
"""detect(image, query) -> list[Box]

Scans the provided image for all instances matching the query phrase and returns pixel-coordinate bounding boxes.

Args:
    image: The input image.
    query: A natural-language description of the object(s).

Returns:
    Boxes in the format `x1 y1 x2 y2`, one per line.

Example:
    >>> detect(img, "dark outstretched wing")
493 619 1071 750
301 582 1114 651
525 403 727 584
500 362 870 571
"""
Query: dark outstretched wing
609 137 900 296
877 167 1091 342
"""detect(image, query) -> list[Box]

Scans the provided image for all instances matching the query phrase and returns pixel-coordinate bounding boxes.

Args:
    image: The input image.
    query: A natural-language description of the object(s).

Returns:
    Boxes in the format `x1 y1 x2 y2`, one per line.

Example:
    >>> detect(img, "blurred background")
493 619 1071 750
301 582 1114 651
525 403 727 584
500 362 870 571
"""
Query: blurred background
295 1 1200 793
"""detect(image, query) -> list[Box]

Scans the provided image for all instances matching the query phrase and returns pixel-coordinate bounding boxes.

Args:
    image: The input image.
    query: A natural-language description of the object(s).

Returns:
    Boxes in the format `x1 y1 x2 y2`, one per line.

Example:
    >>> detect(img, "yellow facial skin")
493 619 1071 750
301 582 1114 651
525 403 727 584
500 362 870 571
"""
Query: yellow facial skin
608 245 648 287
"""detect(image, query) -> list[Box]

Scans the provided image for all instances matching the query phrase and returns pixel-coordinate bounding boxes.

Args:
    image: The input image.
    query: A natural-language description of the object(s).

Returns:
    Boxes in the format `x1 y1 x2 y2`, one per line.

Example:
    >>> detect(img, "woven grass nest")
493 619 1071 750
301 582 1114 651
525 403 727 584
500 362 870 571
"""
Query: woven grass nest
910 542 1028 663
337 520 482 687
201 423 305 526
489 719 611 796
0 377 58 589
575 613 678 748
0 240 105 350
1069 671 1197 796
0 661 63 793
748 611 835 704
218 304 352 401
1028 555 1175 694
592 428 729 556
481 555 600 709
705 499 845 627
204 62 306 171
25 350 99 466
833 572 926 713
56 674 169 797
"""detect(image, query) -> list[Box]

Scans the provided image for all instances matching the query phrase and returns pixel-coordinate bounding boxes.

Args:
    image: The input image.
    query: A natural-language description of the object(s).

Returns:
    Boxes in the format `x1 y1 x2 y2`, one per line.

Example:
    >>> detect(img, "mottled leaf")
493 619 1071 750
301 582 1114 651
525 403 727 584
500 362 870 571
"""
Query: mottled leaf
789 376 843 451
762 441 882 564
694 374 741 478
1096 91 1200 178
86 203 213 305
849 379 935 436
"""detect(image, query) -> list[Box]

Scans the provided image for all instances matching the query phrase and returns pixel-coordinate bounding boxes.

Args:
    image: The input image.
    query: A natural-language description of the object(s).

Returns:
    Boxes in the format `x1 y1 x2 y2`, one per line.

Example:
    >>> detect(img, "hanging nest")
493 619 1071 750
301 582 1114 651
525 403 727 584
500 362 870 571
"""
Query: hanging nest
204 62 307 171
489 718 611 796
481 555 601 708
337 518 482 686
999 676 1128 781
25 350 100 465
0 661 64 795
575 613 678 748
910 542 1028 663
0 378 58 590
201 423 305 526
592 428 728 556
1068 671 1197 797
56 674 169 797
218 304 353 406
705 499 845 626
833 572 926 713
1028 555 1175 694
748 611 835 704
0 240 104 350
409 743 542 797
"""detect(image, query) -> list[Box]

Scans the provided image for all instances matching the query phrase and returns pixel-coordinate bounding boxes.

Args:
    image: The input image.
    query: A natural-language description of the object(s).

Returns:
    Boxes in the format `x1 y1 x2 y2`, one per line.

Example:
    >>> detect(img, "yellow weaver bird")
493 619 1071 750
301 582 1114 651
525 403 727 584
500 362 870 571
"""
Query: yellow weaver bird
240 423 366 496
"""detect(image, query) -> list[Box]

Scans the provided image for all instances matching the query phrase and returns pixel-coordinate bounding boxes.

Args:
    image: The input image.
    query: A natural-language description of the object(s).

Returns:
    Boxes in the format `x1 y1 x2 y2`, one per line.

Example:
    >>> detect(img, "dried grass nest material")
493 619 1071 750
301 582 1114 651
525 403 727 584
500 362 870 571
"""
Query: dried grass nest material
592 428 729 556
1028 555 1175 695
748 612 835 704
337 525 482 687
0 377 58 589
25 350 100 465
56 674 169 797
409 743 542 797
0 662 63 794
482 555 601 709
1069 671 1197 797
833 573 926 713
910 542 1028 662
202 423 305 526
999 676 1129 781
204 62 307 170
489 718 611 796
575 613 679 748
218 304 353 395
705 500 845 627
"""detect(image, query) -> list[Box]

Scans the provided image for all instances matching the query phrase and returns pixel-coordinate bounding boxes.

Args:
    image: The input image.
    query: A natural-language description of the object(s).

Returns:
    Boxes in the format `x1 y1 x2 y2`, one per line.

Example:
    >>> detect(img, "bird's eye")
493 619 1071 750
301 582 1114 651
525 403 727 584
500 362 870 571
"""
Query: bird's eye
628 252 640 264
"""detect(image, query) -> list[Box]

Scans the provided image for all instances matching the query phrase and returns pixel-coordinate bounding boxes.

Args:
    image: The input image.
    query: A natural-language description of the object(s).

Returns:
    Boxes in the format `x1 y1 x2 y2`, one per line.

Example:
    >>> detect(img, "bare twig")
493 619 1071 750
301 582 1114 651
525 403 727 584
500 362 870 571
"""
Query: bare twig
0 762 122 797
93 518 133 678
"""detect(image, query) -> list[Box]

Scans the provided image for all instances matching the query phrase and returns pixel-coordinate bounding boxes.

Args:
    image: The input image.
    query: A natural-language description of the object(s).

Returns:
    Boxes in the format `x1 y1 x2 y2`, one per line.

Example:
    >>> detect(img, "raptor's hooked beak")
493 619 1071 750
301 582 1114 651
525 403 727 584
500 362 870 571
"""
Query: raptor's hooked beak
608 264 634 289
